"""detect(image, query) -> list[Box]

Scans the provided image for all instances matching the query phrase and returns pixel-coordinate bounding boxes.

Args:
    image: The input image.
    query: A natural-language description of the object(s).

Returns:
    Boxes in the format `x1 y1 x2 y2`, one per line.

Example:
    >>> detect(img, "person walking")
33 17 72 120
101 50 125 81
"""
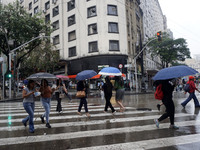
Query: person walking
154 79 179 129
102 76 116 114
77 80 90 117
22 80 37 133
39 79 55 128
114 76 125 112
181 76 200 108
55 79 68 113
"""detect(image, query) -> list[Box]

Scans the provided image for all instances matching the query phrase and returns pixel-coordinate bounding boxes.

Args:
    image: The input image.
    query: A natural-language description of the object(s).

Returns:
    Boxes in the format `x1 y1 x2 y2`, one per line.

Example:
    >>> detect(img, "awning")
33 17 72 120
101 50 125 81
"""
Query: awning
67 75 76 78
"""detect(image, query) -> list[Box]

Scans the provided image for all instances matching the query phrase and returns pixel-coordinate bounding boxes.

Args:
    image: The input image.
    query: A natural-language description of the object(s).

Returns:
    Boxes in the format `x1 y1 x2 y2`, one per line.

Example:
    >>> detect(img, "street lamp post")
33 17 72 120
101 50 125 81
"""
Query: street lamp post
134 37 157 93
8 35 51 99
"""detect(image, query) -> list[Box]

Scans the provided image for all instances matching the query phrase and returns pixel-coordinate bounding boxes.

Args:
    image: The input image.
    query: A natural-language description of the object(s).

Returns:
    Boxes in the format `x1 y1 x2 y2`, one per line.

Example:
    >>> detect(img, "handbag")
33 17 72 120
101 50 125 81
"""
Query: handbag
59 93 65 99
76 91 86 98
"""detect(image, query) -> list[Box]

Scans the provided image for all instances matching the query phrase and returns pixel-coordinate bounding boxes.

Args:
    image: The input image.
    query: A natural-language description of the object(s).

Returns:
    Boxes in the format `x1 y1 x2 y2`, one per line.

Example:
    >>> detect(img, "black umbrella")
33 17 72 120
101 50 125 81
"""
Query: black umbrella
27 72 57 81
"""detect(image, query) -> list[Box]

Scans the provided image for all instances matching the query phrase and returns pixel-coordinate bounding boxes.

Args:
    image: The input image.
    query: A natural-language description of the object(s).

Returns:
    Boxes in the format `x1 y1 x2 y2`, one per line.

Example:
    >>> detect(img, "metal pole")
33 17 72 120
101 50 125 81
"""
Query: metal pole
9 53 11 99
135 59 138 93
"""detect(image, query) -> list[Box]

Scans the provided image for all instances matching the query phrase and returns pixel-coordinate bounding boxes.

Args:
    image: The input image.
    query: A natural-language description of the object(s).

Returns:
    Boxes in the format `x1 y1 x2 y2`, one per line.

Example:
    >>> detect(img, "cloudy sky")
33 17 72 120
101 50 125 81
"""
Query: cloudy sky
159 0 200 58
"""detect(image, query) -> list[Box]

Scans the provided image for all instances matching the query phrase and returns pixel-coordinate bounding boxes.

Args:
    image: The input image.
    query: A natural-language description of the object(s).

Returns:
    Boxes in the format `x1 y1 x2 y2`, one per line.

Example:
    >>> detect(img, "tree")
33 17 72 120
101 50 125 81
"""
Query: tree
0 1 50 70
19 41 60 78
148 33 191 68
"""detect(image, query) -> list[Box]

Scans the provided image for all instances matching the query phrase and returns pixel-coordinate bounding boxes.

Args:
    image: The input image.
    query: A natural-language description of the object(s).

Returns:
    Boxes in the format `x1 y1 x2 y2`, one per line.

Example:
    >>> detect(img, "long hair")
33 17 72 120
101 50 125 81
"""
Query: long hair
27 80 35 90
56 79 62 86
41 79 48 87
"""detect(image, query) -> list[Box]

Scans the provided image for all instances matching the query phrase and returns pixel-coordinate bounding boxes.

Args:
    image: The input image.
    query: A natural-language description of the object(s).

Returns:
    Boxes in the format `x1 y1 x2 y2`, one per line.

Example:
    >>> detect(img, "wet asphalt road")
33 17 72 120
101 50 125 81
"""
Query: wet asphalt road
0 91 200 150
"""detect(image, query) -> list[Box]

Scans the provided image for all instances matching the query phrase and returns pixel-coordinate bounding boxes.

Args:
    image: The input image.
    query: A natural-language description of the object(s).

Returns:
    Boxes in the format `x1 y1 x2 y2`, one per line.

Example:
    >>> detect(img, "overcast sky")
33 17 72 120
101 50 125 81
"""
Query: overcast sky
159 0 200 58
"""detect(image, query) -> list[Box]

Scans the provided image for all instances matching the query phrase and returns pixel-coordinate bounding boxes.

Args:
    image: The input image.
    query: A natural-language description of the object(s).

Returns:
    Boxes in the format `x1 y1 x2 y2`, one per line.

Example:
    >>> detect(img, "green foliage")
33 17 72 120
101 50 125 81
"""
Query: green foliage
148 32 191 68
0 1 50 69
19 41 60 78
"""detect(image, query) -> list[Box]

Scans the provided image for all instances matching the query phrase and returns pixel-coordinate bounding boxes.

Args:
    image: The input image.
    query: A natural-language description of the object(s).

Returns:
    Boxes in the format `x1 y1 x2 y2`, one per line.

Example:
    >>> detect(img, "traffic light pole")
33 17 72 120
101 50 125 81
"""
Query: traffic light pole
8 36 51 99
134 37 157 93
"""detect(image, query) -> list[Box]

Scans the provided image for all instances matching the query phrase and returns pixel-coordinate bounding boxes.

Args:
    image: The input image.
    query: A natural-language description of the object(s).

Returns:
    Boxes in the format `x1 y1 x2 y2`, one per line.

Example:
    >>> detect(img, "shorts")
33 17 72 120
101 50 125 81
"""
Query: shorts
116 88 125 101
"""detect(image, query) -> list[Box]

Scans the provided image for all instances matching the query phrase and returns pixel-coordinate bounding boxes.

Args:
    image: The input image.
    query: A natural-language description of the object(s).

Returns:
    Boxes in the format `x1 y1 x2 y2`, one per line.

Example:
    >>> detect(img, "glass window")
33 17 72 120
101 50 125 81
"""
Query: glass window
53 6 59 17
68 0 75 11
29 2 32 10
45 14 50 23
45 1 50 10
109 40 119 51
89 41 98 53
88 6 96 18
88 23 97 35
68 15 75 26
52 20 59 30
68 30 76 41
34 6 39 14
108 22 118 33
53 35 59 45
69 46 76 57
34 0 38 3
108 5 118 16
52 0 57 4
20 0 24 4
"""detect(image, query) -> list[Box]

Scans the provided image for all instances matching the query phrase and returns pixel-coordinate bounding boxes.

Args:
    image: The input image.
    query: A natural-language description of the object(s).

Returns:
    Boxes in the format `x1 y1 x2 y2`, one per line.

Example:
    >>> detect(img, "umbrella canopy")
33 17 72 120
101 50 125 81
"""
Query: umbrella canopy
27 72 57 80
56 75 69 80
152 65 198 80
99 67 122 76
76 70 97 81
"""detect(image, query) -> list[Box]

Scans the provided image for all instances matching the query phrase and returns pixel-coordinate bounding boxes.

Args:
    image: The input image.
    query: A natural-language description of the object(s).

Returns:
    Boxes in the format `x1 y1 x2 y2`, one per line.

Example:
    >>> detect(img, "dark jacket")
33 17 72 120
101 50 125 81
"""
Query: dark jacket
162 80 175 101
77 81 85 91
102 82 113 97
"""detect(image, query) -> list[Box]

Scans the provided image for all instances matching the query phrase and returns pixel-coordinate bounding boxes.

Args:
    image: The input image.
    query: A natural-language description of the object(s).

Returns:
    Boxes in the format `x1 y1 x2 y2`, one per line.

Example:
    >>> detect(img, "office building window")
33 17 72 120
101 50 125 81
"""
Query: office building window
68 15 75 26
109 40 119 51
52 0 57 4
88 6 96 18
69 46 76 57
20 0 24 4
34 0 38 4
53 6 59 17
45 1 50 10
89 41 98 53
29 2 32 10
34 6 39 14
45 14 50 23
52 20 59 30
108 5 118 16
88 23 97 35
53 35 59 45
108 22 119 33
68 0 75 11
68 30 76 41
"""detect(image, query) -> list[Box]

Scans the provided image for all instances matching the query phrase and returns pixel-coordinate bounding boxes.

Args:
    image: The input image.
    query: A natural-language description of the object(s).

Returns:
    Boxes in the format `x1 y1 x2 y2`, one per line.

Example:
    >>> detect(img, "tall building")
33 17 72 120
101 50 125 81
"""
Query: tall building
21 0 144 81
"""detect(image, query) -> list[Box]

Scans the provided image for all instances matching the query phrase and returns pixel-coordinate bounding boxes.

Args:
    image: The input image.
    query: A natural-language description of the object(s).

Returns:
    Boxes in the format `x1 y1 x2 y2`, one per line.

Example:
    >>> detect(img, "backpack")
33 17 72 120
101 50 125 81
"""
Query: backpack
184 83 190 93
154 84 163 100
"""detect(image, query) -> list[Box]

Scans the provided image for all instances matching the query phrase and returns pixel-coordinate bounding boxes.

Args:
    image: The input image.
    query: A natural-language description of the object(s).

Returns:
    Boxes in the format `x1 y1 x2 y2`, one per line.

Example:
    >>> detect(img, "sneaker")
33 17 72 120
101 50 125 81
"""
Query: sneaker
157 104 161 111
40 116 45 123
154 119 159 128
22 120 27 127
29 130 34 133
169 125 179 129
112 110 116 115
46 123 51 128
181 103 185 108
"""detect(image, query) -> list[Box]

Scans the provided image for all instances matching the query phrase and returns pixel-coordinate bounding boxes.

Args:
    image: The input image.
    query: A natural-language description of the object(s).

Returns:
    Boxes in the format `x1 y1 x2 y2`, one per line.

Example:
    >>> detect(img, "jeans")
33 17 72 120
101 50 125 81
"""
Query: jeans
41 98 51 123
22 102 35 132
78 97 88 112
55 92 62 112
181 92 200 107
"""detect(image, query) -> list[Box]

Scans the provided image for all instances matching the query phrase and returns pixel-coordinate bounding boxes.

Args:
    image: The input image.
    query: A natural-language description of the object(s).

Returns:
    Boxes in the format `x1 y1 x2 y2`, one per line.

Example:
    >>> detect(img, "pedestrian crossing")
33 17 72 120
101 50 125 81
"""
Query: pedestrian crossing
0 100 200 149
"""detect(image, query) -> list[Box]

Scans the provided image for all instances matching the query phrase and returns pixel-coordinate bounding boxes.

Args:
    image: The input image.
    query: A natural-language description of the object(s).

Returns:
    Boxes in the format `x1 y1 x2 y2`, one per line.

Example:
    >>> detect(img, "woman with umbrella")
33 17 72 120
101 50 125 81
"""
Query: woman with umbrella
22 80 37 133
39 79 56 128
55 79 68 113
76 80 90 117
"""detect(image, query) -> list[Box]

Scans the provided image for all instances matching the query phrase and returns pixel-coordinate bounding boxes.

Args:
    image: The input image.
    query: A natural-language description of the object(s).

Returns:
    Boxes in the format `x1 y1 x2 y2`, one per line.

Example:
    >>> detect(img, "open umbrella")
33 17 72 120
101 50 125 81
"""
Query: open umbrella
56 75 69 80
152 65 198 80
27 72 57 81
99 67 122 76
76 70 97 80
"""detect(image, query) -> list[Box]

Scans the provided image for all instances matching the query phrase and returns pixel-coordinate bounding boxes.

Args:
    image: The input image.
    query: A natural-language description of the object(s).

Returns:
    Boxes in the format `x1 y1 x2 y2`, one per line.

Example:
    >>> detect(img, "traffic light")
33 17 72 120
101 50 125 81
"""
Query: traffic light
157 31 162 41
5 70 12 79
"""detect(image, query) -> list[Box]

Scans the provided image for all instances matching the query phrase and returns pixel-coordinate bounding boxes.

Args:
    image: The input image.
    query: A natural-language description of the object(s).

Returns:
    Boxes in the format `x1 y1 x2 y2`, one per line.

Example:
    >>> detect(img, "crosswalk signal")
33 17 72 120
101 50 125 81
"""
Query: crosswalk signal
5 70 12 79
157 31 162 41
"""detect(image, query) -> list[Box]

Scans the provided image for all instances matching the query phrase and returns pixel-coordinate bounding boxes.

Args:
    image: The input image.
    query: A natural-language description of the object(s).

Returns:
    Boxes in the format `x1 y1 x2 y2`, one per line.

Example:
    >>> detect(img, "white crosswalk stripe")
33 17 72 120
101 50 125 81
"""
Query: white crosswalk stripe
0 100 199 149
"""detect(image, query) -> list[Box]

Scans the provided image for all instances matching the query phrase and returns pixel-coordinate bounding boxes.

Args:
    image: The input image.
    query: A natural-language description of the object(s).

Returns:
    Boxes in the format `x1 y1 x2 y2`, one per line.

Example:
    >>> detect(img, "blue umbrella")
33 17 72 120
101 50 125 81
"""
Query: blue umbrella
99 67 122 76
76 70 97 80
152 65 198 80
